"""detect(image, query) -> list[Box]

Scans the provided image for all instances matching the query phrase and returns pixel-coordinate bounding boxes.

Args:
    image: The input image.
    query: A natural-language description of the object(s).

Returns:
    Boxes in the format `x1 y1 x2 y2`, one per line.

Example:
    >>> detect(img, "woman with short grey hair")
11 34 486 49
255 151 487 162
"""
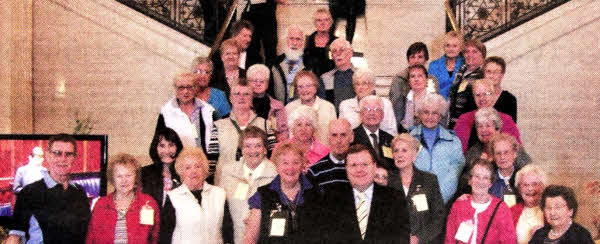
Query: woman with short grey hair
339 68 397 135
410 93 464 204
247 64 289 142
278 105 330 168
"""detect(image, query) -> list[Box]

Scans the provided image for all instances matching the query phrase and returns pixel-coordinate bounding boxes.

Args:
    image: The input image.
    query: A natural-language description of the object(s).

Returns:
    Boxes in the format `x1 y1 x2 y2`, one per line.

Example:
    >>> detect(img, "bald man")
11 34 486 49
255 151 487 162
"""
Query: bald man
306 118 354 190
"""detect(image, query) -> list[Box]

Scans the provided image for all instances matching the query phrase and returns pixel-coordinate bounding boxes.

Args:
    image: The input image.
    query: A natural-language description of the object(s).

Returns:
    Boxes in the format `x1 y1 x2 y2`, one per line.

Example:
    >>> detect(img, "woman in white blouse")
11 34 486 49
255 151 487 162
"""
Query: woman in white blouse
338 68 397 135
285 70 336 145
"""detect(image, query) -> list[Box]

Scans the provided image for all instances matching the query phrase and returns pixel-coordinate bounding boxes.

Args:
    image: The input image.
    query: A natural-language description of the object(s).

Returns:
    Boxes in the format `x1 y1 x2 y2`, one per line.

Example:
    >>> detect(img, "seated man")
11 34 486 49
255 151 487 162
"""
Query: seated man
318 38 356 109
156 72 216 155
307 118 354 189
271 25 307 105
351 95 395 171
317 144 410 242
8 134 91 244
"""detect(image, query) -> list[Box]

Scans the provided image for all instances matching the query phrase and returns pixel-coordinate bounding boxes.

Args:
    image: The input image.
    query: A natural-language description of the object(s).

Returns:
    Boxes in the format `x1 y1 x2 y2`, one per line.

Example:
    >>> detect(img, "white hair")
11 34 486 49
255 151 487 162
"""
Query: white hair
415 93 449 116
515 164 547 188
247 64 270 81
288 105 318 132
359 95 383 111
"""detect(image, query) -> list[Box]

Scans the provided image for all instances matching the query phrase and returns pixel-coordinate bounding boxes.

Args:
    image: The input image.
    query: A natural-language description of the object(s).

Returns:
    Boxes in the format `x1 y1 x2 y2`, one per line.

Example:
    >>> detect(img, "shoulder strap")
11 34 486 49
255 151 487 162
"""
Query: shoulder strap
481 201 503 244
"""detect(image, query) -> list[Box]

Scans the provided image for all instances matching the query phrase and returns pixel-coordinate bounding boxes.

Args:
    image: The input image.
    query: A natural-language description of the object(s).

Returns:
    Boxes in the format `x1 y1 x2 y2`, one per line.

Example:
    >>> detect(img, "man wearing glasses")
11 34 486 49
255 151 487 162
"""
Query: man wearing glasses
8 134 91 244
351 95 395 172
156 72 217 154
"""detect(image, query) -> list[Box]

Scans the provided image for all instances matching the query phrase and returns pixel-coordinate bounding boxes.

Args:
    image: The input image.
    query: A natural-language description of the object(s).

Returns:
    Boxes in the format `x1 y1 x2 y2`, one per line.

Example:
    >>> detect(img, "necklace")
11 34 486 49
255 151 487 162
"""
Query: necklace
549 221 572 239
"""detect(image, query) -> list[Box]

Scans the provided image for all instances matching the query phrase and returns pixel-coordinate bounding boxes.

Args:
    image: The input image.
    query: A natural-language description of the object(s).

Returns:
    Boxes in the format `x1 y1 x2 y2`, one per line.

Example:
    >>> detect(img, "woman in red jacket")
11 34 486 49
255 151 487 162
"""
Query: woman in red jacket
86 153 160 244
445 160 516 243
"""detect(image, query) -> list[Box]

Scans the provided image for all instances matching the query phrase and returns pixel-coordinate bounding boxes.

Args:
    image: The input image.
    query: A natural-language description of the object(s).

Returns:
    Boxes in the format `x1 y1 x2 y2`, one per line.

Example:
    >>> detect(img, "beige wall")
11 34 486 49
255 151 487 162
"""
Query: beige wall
485 0 600 232
0 0 33 133
32 0 210 163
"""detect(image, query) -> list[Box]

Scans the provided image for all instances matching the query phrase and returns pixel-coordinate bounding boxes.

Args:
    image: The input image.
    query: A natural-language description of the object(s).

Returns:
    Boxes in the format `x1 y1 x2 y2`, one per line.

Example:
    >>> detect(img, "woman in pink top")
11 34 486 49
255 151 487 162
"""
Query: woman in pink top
445 160 516 244
276 105 329 169
454 78 521 153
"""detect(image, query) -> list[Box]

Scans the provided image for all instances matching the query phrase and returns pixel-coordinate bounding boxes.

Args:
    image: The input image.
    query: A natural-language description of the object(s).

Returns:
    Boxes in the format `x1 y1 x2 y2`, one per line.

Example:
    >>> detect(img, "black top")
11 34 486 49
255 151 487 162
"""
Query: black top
494 90 518 123
252 95 271 120
141 162 181 209
351 126 395 171
210 67 247 99
316 183 411 243
529 222 594 244
387 167 446 244
306 154 349 191
255 181 322 243
447 65 482 129
12 179 91 244
303 31 336 76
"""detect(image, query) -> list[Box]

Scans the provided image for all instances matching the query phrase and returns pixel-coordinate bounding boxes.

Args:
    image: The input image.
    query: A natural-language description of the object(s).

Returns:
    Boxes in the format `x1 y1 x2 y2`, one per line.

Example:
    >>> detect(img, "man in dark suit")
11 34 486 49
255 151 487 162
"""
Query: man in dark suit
315 144 410 243
351 95 395 171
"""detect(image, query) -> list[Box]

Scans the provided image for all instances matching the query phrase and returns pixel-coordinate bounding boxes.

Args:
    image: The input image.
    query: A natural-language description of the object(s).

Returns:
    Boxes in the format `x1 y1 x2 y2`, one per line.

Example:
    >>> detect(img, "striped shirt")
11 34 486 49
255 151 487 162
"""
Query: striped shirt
306 154 349 191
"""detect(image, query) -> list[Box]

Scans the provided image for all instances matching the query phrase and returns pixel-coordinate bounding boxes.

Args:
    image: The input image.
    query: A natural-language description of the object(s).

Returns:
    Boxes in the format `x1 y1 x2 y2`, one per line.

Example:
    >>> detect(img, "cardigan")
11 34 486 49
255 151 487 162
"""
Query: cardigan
529 222 594 244
454 109 522 153
445 196 517 244
285 97 337 145
216 158 278 244
86 192 160 244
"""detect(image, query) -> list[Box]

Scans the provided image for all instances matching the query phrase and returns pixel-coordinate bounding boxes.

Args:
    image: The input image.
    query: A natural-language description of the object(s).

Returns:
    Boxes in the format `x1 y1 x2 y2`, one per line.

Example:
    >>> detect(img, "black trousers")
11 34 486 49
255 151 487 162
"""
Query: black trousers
243 2 278 66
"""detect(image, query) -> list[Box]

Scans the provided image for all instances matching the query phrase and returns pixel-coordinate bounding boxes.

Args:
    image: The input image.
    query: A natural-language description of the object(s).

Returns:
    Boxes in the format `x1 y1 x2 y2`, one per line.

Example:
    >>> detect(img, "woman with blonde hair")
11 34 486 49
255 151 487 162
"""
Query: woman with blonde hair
159 148 233 244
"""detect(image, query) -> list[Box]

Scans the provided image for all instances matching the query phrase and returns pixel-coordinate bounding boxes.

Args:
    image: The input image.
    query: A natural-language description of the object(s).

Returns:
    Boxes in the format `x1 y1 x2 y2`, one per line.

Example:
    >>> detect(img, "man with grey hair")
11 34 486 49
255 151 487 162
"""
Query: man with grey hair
351 95 394 171
318 38 356 109
271 25 307 104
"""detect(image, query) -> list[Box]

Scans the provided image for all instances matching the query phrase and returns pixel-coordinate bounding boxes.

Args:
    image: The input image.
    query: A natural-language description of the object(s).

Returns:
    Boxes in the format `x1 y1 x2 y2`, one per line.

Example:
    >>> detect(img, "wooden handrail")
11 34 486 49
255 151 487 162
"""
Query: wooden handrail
444 0 461 34
209 0 240 59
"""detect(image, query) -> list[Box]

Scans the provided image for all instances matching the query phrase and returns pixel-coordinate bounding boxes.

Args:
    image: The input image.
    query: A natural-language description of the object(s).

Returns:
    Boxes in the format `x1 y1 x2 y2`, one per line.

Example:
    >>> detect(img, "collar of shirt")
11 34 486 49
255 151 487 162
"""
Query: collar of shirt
42 170 74 189
353 183 374 205
329 154 345 165
497 168 513 185
268 174 313 206
243 159 266 181
239 51 247 69
362 125 380 147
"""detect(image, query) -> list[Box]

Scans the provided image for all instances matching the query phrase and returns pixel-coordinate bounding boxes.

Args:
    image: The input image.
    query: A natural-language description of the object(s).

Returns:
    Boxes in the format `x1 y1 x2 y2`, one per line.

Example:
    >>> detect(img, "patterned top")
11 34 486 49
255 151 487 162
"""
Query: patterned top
114 209 128 244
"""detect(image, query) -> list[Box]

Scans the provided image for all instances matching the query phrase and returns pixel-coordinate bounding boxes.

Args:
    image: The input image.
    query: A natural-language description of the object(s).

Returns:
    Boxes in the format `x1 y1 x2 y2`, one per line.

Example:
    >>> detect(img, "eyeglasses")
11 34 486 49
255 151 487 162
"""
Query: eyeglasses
232 92 252 97
474 92 492 98
248 79 267 83
176 85 195 91
361 107 382 113
194 69 211 75
50 150 76 158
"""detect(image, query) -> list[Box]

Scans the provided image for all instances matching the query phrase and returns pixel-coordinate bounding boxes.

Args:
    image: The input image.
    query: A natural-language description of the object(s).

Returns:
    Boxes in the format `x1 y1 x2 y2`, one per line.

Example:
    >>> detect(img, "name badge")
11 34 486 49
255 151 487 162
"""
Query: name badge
455 220 474 242
412 194 429 212
140 201 154 225
269 214 286 237
234 183 249 199
503 194 516 208
382 146 393 159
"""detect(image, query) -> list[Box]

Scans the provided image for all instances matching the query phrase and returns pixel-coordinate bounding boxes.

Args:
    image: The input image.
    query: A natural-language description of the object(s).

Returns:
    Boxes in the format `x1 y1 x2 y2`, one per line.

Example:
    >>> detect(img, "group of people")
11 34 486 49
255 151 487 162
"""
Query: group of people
5 6 600 244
